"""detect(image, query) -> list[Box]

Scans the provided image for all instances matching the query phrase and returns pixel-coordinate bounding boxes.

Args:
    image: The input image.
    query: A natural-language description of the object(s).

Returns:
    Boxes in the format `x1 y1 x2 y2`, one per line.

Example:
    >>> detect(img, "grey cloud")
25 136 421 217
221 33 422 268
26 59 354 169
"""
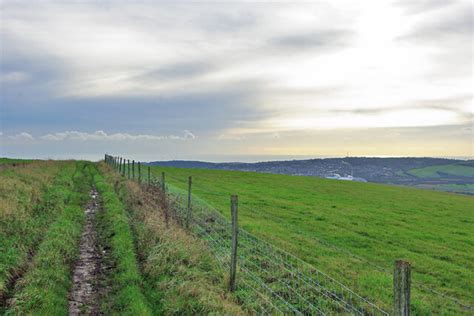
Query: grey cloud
329 95 472 116
269 29 353 52
395 0 458 15
198 8 258 33
398 3 473 42
137 61 218 82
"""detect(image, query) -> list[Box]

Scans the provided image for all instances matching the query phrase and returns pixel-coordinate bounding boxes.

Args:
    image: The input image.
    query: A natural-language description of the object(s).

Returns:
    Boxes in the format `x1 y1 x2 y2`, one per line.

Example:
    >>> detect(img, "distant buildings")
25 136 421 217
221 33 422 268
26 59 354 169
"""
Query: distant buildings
325 174 368 182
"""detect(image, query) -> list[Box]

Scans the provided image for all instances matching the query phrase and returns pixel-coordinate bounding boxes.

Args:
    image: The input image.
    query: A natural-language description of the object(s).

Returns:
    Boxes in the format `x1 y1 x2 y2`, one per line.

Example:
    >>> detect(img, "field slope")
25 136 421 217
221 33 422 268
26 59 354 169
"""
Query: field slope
408 163 474 178
150 165 474 314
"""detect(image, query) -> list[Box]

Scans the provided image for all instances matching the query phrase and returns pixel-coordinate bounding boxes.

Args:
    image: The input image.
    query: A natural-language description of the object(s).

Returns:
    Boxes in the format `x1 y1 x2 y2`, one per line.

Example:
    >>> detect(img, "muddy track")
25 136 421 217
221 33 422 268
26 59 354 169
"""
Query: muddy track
68 188 104 315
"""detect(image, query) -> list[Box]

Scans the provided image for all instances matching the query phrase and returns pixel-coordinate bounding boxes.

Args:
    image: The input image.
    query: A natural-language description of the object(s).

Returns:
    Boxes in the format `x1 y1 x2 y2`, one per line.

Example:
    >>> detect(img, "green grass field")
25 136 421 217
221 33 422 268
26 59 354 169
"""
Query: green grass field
0 158 34 165
149 165 474 314
408 163 474 178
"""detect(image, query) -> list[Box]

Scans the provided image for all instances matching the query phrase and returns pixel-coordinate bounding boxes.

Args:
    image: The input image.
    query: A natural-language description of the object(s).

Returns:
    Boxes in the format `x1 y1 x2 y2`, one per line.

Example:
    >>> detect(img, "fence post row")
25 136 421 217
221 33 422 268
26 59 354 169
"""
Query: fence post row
186 176 192 229
229 195 239 292
394 260 411 316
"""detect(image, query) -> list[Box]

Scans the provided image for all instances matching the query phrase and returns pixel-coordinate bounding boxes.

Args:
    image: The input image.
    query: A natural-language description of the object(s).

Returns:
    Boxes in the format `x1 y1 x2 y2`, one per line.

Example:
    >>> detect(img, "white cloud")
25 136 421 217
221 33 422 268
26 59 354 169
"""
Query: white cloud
7 132 34 141
38 130 195 142
0 71 29 83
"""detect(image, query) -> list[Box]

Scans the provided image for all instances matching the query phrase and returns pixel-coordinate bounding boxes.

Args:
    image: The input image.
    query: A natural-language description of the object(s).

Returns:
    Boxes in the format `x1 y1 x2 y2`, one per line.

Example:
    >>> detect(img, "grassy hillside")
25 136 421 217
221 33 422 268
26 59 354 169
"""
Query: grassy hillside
149 165 474 314
408 163 474 178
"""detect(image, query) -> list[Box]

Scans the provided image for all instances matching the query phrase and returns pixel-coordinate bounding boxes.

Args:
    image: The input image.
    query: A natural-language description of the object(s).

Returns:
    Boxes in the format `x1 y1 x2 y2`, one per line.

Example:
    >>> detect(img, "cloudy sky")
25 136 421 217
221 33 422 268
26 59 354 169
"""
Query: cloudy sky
0 0 472 161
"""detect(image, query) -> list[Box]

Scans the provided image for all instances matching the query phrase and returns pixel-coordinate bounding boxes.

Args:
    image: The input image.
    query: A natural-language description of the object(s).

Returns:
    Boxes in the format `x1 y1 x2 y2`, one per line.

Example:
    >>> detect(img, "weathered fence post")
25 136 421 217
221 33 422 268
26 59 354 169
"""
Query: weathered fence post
119 157 123 173
229 195 238 292
161 172 165 192
138 162 142 183
122 158 126 177
132 160 135 179
128 160 130 179
148 166 151 185
186 176 192 229
394 260 411 316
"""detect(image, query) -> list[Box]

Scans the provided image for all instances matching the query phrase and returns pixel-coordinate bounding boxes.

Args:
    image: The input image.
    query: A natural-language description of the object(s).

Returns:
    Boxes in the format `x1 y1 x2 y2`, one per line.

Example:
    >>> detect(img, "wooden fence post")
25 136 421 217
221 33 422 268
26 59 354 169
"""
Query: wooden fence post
119 157 123 173
186 176 192 229
229 195 238 292
138 162 141 183
132 160 135 179
394 260 411 316
161 172 165 192
128 160 130 179
148 166 151 185
122 158 126 177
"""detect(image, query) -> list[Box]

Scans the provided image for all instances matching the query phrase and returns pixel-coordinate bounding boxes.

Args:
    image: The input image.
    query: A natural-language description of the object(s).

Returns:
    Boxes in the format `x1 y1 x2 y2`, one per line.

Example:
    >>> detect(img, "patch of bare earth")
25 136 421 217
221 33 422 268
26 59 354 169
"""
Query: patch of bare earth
68 188 105 315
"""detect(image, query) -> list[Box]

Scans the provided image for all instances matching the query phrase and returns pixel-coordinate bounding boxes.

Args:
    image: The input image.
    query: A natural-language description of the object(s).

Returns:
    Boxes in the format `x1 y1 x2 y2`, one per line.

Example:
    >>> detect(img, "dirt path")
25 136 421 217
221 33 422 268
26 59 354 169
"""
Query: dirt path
68 188 104 315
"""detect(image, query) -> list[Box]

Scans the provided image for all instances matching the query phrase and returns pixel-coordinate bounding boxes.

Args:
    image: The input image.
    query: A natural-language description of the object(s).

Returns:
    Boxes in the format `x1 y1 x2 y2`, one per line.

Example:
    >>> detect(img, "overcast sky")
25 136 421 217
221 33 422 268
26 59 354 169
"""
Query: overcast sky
0 0 472 161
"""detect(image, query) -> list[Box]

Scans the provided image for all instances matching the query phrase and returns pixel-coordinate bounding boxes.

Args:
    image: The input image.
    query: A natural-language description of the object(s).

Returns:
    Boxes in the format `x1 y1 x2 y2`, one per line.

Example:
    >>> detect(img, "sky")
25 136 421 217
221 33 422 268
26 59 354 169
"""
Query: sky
0 0 473 161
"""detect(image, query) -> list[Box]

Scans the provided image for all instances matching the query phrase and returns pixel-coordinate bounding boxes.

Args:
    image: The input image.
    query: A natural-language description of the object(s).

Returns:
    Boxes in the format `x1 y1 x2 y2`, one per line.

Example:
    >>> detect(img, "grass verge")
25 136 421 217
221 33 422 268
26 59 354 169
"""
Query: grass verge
93 170 151 315
99 163 243 315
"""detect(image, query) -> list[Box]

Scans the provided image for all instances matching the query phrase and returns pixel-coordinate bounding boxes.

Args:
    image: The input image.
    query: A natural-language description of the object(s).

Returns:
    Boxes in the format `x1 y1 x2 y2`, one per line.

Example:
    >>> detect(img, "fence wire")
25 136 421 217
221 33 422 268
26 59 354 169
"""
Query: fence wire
147 175 389 315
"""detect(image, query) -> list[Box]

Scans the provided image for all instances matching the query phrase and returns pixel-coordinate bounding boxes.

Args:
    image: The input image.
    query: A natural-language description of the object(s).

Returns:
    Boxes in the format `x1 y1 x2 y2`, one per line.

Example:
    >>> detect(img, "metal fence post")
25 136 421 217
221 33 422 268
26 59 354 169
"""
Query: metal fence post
229 195 238 292
186 176 192 229
394 260 411 316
